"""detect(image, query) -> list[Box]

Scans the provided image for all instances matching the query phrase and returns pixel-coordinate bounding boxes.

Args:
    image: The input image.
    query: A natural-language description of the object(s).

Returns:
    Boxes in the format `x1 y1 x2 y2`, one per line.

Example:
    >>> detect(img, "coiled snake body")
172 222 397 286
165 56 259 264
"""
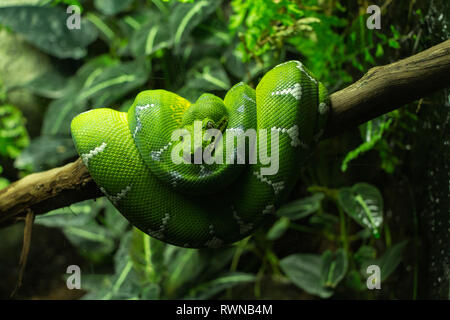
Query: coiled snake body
71 61 329 248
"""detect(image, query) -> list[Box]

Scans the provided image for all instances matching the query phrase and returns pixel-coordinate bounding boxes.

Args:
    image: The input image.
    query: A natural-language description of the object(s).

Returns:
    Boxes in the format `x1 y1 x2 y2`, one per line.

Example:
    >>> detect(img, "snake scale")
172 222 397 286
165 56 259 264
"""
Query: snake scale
71 60 329 248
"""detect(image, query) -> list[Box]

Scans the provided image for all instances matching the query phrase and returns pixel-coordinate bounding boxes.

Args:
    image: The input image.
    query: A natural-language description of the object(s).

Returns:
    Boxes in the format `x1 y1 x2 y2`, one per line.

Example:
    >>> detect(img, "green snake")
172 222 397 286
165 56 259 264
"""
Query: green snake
71 60 329 248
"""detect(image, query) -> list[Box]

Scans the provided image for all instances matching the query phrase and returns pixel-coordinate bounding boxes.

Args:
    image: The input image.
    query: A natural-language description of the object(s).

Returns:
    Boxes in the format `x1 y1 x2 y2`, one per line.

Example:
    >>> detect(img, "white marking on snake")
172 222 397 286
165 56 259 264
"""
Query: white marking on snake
100 184 131 205
147 213 170 239
169 171 182 187
319 102 329 115
231 205 254 235
151 142 172 161
133 104 154 138
199 165 213 178
262 204 275 215
295 61 317 84
237 104 245 113
243 93 255 104
253 171 285 195
271 83 302 100
271 125 307 148
205 225 223 248
81 142 107 167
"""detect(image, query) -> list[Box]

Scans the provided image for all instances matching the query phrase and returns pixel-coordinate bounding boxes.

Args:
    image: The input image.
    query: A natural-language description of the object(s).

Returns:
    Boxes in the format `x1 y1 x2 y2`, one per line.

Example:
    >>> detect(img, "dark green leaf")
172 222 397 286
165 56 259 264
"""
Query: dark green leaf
94 0 133 16
130 14 173 57
0 6 97 59
360 240 408 281
169 0 222 47
186 272 255 299
280 253 333 298
320 249 348 288
338 183 383 237
277 193 324 220
35 199 102 227
267 217 290 240
14 136 76 172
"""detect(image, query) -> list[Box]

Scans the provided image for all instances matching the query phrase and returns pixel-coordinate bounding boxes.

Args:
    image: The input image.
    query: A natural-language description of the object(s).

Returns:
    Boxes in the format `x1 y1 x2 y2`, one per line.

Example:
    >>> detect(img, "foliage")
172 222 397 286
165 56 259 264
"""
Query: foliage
0 0 447 299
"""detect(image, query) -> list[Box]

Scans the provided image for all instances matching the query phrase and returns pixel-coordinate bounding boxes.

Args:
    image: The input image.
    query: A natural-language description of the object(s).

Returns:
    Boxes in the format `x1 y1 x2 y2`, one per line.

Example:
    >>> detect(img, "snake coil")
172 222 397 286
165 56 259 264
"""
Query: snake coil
71 60 329 248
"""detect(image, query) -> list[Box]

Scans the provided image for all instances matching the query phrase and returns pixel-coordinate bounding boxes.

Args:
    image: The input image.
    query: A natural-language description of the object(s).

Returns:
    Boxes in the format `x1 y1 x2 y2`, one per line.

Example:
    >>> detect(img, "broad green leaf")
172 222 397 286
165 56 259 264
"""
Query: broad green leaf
163 246 203 298
0 6 97 59
354 245 377 265
186 272 256 299
360 240 408 281
63 223 115 258
338 182 383 237
94 0 133 16
185 58 230 91
320 249 348 288
130 14 173 57
169 0 222 47
280 253 333 298
130 228 165 284
266 217 290 240
0 1 40 8
14 136 76 172
102 201 130 237
21 70 68 99
277 193 324 220
42 59 150 136
35 199 102 227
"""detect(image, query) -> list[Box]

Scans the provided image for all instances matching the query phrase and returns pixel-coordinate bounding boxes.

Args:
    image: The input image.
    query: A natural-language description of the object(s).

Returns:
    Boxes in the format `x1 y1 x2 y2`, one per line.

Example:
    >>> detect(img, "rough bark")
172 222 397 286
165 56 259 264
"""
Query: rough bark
1 39 449 227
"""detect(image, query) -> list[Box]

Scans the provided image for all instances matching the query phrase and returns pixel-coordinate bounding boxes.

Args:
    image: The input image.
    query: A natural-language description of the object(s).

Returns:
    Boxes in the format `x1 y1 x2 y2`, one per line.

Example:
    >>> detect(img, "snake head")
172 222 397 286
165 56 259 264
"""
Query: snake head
179 117 228 163
179 93 229 163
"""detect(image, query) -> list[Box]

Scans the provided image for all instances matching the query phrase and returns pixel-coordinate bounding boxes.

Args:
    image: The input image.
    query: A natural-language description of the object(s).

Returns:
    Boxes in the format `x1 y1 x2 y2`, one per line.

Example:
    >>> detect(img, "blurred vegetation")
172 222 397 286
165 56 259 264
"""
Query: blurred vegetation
0 0 448 299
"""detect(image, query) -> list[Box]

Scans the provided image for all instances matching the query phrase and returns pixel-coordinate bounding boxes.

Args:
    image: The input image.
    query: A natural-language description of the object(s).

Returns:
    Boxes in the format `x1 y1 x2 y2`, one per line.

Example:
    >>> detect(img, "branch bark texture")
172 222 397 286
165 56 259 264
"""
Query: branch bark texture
1 39 449 226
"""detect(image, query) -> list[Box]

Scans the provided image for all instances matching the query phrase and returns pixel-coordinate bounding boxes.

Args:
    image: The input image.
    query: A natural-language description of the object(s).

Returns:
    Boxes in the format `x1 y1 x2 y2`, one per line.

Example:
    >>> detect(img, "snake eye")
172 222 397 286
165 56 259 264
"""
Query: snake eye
179 136 184 141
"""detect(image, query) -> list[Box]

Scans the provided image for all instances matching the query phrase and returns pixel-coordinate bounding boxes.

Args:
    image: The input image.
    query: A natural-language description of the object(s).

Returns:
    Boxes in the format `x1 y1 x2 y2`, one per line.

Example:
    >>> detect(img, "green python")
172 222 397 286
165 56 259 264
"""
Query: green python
71 60 329 248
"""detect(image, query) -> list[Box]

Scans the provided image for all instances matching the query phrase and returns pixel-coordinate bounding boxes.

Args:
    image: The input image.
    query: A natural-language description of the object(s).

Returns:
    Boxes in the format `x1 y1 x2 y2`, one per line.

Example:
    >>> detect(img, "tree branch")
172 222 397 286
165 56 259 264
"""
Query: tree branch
1 39 449 226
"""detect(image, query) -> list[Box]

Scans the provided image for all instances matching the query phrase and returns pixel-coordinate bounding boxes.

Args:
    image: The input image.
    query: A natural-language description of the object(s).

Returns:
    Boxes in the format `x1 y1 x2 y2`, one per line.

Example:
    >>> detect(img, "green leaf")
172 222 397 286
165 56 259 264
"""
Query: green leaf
14 136 76 171
320 249 348 288
0 5 97 59
341 116 392 172
21 70 68 99
338 183 383 237
35 199 102 228
129 228 165 284
94 0 133 16
280 253 333 298
0 177 9 190
277 193 324 220
0 104 29 158
103 201 130 237
267 217 290 240
186 272 255 299
354 245 377 265
361 240 408 281
186 58 230 91
130 13 173 57
163 246 203 298
169 0 222 47
63 223 115 258
42 58 149 136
